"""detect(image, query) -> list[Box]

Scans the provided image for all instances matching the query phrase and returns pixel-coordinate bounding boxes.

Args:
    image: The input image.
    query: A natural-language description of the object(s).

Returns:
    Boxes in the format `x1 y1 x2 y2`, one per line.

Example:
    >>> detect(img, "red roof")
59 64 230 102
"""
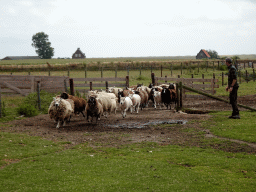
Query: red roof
202 49 211 58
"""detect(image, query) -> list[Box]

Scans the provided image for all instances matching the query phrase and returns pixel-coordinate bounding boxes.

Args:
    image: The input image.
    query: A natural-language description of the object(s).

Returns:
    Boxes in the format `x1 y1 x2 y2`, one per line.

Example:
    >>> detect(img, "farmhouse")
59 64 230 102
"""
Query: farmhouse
1 56 40 60
196 49 211 59
72 48 86 59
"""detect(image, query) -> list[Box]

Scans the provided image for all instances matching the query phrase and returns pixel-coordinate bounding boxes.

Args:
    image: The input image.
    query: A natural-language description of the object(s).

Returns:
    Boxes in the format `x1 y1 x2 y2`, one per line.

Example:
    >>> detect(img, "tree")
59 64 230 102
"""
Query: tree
206 49 219 59
32 32 54 59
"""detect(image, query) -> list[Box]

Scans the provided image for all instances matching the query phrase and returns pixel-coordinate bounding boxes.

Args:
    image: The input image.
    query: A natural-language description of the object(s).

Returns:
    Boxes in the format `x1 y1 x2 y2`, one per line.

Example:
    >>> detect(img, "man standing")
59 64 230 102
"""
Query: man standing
225 58 240 119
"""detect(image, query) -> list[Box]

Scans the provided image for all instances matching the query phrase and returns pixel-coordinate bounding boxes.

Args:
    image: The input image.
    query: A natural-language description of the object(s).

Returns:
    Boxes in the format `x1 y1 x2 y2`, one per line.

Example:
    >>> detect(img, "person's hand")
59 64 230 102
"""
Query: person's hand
225 86 229 92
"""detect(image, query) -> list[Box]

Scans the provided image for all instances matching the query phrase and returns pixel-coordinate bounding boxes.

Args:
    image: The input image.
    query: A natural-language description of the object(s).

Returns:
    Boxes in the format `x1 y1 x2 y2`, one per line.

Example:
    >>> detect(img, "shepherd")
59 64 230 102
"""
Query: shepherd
225 58 240 119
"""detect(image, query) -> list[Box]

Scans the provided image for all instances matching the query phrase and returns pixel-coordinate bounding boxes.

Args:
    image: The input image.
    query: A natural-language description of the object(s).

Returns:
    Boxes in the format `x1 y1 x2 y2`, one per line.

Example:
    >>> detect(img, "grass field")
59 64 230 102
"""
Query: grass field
0 111 256 191
0 58 256 191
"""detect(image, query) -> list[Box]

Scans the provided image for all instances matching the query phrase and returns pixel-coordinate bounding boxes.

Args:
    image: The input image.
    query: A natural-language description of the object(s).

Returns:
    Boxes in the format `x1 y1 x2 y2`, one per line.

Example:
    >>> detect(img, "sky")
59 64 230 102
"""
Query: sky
1 0 256 59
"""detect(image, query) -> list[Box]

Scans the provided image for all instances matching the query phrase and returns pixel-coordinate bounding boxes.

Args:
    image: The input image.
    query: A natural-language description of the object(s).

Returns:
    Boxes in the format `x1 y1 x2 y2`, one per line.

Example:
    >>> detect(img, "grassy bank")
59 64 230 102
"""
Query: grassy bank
0 110 256 191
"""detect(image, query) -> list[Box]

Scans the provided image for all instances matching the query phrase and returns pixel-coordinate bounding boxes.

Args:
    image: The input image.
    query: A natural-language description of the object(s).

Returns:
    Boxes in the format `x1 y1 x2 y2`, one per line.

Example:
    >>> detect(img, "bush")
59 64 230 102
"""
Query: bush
16 104 39 117
219 64 227 71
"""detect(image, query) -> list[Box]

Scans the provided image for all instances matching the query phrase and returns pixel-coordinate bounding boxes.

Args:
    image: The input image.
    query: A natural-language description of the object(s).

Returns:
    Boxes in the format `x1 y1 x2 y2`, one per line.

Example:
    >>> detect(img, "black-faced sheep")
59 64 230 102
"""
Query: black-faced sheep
48 97 74 128
85 96 103 123
60 92 87 117
161 84 177 110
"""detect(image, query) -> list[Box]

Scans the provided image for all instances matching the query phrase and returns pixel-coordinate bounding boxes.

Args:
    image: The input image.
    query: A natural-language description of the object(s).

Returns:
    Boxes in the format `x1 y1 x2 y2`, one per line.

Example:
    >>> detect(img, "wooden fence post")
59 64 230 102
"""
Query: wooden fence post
69 78 74 96
151 73 155 85
90 82 92 91
165 75 167 83
105 81 108 91
125 76 129 88
179 81 183 109
176 82 180 111
64 79 68 92
37 81 41 110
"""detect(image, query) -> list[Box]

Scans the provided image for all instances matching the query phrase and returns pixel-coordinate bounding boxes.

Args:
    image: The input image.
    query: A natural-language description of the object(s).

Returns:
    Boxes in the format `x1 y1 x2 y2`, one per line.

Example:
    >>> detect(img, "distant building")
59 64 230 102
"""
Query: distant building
72 48 86 59
196 49 211 59
1 56 40 60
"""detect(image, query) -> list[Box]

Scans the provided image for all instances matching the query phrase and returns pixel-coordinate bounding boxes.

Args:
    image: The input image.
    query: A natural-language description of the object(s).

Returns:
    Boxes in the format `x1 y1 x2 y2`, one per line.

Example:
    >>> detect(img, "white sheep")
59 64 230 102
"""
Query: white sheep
120 96 133 118
128 94 141 113
153 91 162 109
48 97 74 128
95 95 117 117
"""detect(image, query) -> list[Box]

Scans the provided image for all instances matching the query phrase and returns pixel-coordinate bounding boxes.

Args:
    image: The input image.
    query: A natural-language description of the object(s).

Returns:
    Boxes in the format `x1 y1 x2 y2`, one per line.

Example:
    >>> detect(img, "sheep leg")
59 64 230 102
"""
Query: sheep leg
130 106 133 114
56 120 61 129
136 103 140 113
81 111 86 118
123 109 127 118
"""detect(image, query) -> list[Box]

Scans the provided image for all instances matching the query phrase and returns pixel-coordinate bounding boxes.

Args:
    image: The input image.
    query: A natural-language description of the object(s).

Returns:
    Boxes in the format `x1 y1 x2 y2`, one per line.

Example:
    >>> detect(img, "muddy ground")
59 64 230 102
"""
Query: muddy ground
2 95 256 153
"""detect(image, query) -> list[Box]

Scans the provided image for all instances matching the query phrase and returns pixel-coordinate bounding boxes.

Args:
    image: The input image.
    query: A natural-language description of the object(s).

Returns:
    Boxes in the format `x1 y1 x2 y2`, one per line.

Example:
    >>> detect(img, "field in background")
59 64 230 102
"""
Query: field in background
1 54 256 65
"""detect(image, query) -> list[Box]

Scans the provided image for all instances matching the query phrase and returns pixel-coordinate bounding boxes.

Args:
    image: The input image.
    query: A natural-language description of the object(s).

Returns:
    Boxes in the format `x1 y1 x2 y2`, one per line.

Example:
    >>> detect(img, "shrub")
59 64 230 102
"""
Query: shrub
16 104 39 117
22 90 56 114
219 64 227 71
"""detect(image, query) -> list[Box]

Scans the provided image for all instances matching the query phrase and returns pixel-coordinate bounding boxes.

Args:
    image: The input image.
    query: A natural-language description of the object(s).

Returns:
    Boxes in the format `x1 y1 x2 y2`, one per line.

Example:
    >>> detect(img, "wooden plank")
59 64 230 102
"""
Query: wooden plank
73 77 126 81
0 81 27 96
156 77 218 83
1 88 31 94
74 83 106 87
185 84 219 89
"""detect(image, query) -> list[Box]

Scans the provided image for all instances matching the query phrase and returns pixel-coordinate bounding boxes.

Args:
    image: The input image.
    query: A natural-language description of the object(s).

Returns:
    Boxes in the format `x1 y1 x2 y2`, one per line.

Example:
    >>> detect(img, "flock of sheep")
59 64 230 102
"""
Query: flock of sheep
48 83 178 128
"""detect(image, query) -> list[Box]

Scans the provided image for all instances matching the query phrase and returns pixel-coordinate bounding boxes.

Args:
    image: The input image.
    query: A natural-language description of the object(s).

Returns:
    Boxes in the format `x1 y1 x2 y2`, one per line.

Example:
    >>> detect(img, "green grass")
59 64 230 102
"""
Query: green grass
205 111 256 143
0 140 255 191
1 110 256 191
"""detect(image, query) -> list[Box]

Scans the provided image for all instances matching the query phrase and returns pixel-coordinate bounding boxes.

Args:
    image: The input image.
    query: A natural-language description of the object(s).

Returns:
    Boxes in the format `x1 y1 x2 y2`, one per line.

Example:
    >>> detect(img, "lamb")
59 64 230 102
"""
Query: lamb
118 89 134 103
153 91 162 109
48 97 74 128
128 93 141 113
120 96 133 118
60 92 86 117
85 95 103 123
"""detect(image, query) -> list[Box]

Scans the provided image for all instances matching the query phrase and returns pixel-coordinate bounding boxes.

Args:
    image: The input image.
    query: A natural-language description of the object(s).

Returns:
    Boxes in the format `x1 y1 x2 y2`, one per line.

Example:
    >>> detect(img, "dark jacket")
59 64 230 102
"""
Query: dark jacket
228 65 239 88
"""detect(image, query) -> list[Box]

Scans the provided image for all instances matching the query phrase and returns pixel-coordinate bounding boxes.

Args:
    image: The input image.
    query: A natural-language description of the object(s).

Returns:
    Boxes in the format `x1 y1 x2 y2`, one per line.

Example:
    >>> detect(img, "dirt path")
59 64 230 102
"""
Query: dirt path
1 96 256 153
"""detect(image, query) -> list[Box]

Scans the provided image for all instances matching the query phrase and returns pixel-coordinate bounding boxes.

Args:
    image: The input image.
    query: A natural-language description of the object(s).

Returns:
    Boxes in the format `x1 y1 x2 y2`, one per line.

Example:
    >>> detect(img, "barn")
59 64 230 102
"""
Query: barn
196 49 211 59
72 48 86 59
1 56 40 60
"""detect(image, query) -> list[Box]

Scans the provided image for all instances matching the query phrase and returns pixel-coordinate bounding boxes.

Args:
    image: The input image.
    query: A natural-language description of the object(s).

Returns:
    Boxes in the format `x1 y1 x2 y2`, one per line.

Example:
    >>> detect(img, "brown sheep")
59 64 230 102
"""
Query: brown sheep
60 92 87 117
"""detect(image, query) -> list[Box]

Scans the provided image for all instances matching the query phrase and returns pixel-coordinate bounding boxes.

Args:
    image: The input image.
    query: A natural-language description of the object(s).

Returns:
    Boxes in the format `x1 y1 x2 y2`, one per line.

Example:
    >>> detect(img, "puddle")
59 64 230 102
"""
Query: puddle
107 120 188 129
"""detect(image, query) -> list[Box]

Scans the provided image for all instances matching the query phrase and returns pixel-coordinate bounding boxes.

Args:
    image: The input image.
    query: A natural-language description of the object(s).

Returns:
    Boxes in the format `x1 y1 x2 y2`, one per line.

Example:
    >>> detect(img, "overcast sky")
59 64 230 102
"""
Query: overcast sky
1 0 256 59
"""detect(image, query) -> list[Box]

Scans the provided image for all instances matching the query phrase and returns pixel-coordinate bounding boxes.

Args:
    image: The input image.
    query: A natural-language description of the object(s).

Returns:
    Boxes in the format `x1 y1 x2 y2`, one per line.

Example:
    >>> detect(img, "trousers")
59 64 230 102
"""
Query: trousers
229 88 239 116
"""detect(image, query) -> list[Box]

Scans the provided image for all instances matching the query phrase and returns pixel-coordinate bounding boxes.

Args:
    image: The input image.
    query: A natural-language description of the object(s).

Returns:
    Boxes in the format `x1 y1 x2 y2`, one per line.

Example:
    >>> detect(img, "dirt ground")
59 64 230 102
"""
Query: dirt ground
2 95 256 153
